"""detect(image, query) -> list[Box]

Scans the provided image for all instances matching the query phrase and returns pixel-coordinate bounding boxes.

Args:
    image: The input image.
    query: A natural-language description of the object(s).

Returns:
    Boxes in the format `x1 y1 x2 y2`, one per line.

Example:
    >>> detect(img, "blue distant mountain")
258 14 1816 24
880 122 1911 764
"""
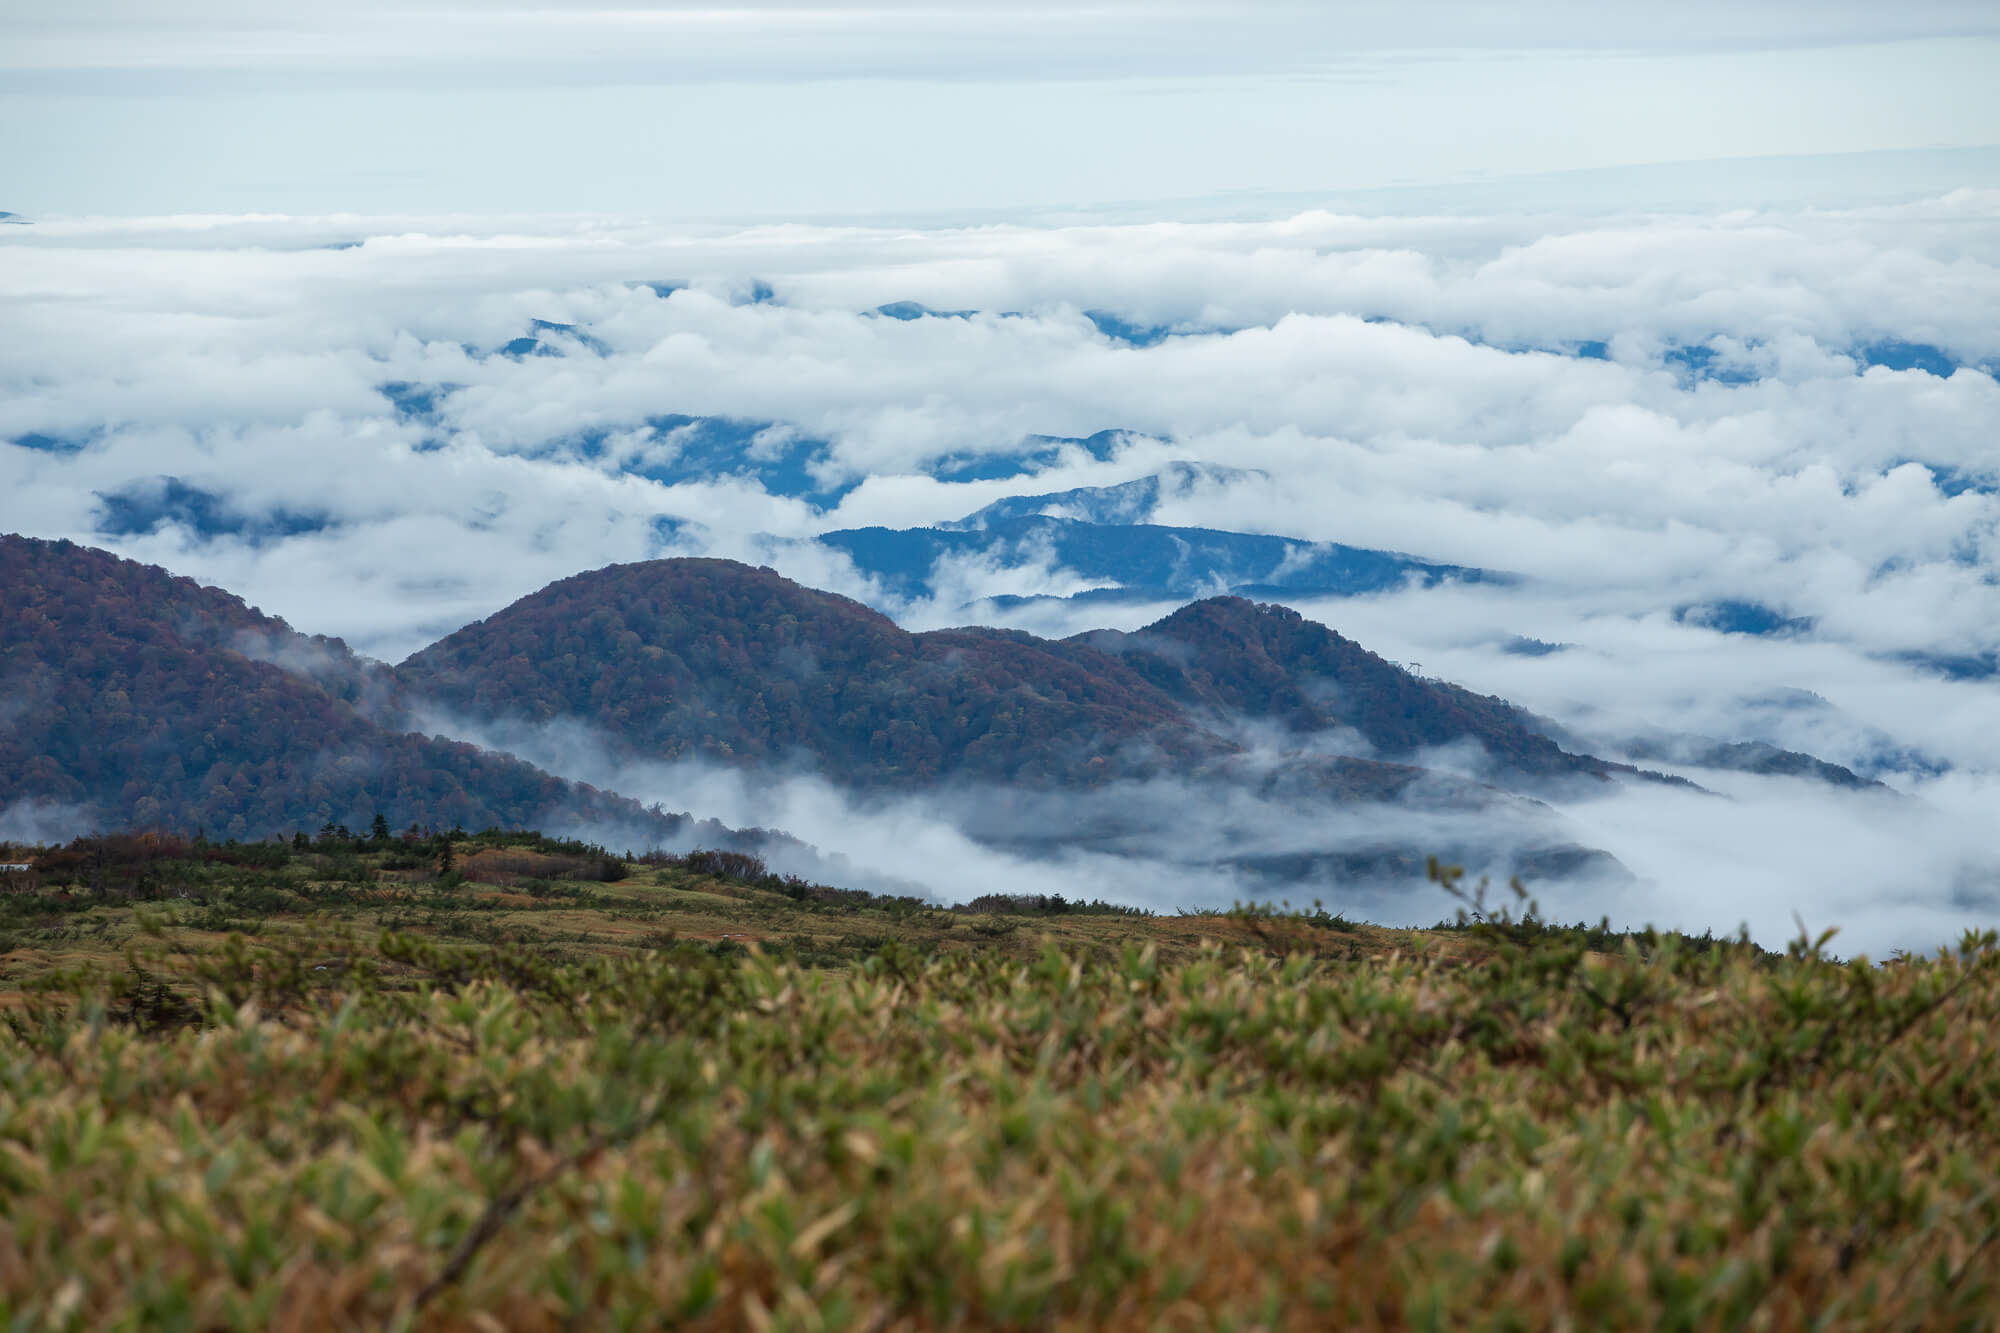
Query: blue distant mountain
815 466 1498 606
1501 328 1989 384
1649 336 1976 381
363 381 1154 505
1895 649 2000 681
929 430 1137 484
561 416 854 509
7 431 93 454
1084 311 1174 347
374 385 857 506
872 301 977 321
947 461 1261 528
1662 344 1759 385
94 476 330 544
1856 339 1966 378
493 319 611 359
1917 464 1994 498
820 516 1493 606
461 306 1991 390
1674 600 1815 637
865 303 1181 344
378 381 457 423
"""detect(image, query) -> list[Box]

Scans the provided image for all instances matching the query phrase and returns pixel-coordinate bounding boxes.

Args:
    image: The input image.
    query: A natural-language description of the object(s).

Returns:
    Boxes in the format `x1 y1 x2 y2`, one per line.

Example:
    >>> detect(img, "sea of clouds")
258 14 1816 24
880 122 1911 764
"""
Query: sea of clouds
5 191 2000 953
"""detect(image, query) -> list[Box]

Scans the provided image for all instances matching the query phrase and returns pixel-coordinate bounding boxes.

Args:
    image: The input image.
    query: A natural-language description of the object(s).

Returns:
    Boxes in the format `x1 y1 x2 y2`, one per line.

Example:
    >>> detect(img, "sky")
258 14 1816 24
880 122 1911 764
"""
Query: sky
4 2 2000 952
4 1 2000 217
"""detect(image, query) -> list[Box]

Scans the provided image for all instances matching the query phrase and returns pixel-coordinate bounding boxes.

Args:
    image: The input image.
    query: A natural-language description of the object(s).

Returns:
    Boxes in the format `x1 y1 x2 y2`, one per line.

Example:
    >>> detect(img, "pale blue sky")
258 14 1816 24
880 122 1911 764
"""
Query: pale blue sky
3 1 1999 218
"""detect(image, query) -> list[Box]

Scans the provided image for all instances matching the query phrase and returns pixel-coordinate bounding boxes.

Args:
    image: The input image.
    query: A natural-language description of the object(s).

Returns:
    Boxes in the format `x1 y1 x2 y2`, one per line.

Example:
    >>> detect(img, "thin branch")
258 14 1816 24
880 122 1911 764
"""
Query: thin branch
409 1133 608 1319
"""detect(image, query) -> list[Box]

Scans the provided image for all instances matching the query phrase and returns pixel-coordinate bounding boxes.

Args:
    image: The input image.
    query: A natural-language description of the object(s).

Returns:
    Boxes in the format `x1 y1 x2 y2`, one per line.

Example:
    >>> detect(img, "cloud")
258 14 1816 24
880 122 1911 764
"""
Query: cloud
5 201 1997 662
6 197 2000 949
0 801 95 846
408 705 1628 923
5 204 1997 665
412 702 2000 959
1552 769 2000 959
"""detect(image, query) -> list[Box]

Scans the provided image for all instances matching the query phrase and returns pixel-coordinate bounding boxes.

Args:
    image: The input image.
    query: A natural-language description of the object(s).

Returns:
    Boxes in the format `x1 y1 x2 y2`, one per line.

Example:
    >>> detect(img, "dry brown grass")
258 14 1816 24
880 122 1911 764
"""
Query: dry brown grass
457 848 600 886
4 880 1999 1331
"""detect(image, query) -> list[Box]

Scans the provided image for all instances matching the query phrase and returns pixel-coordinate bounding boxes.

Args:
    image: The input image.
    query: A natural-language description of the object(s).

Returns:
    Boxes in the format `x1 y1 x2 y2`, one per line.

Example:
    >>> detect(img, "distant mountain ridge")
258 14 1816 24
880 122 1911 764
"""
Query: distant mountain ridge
1 536 1881 895
945 462 1261 528
813 463 1501 609
396 557 1661 800
394 556 1649 885
1071 599 1631 786
396 558 1226 790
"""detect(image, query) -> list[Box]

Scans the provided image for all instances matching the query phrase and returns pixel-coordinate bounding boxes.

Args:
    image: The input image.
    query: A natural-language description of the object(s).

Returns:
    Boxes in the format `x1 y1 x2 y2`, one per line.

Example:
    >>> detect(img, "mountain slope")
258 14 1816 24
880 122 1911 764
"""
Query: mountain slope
1616 736 1882 790
394 557 1644 888
819 516 1489 606
1074 598 1633 786
397 557 1637 796
398 558 1227 787
945 462 1263 527
813 464 1497 608
0 536 723 843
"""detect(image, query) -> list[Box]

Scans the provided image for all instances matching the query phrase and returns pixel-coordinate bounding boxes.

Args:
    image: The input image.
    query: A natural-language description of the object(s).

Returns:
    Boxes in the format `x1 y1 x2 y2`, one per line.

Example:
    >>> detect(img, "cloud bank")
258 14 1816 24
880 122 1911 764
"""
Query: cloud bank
5 194 2000 952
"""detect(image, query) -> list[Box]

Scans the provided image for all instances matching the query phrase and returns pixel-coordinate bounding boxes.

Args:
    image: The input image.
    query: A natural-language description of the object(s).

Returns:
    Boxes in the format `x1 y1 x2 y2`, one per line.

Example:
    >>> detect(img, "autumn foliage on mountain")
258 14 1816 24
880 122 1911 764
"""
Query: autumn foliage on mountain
0 536 680 840
397 557 1623 791
2 537 1656 849
1077 598 1621 782
397 558 1225 786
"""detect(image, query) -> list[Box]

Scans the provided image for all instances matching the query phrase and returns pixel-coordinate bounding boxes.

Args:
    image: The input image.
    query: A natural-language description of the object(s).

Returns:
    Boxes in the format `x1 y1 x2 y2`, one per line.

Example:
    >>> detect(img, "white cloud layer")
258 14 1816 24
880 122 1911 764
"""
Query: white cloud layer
5 193 2000 951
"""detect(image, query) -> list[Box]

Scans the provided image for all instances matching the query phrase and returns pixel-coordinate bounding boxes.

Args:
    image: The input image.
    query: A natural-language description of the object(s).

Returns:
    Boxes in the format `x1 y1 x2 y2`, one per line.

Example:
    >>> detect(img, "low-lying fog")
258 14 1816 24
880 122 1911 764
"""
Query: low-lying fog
428 705 1992 960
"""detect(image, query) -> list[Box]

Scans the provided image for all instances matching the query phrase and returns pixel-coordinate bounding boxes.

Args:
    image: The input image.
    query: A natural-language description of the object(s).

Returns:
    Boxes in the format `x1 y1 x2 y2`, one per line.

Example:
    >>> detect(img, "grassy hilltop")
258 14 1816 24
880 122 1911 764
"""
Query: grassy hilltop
3 829 1999 1330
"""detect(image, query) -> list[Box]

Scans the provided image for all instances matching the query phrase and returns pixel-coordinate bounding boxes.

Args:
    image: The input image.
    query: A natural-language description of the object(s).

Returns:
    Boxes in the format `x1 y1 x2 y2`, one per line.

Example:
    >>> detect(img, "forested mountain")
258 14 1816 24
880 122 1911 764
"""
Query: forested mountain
2 539 1867 889
810 463 1496 607
398 558 1227 787
0 536 739 844
1072 599 1633 786
396 556 1630 795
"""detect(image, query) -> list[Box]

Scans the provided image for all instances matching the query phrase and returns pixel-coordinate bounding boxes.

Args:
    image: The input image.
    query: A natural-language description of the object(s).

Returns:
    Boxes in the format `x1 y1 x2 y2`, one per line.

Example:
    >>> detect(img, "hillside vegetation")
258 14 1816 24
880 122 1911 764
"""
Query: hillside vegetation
394 556 1627 792
4 830 1998 1329
396 557 1220 787
0 536 759 845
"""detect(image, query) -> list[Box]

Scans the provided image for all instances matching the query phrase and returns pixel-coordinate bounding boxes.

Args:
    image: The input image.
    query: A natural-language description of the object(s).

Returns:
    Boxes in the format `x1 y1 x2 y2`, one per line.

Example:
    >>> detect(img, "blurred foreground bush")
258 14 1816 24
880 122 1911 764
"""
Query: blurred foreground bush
3 890 1999 1331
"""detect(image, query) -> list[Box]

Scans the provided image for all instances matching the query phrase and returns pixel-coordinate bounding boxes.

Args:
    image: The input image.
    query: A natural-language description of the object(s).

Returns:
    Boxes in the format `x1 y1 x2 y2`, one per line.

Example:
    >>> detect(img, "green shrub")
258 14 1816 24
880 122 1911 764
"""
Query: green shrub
5 868 2000 1329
